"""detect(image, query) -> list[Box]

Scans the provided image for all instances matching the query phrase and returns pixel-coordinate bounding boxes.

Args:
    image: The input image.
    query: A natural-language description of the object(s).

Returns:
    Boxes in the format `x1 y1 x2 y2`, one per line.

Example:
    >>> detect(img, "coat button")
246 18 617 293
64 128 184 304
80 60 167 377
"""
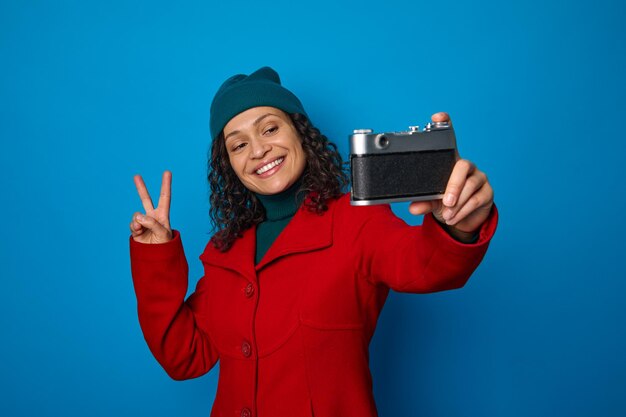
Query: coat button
244 283 255 298
241 341 252 358
241 408 251 417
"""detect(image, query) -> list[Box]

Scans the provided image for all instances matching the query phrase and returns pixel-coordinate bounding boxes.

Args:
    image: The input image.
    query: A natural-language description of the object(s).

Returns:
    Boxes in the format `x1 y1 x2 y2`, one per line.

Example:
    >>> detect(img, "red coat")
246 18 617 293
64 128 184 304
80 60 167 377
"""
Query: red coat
130 193 498 417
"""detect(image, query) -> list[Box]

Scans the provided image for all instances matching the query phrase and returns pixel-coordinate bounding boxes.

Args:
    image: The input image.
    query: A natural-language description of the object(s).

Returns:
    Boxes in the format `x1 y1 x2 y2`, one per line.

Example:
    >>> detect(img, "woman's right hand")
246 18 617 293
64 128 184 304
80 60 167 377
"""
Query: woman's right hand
130 171 173 244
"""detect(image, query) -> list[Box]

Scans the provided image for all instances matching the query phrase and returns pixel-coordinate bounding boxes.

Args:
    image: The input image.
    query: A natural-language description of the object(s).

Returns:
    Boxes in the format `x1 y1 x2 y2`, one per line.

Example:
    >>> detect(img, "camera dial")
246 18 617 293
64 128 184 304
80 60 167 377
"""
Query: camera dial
375 134 389 149
425 122 450 131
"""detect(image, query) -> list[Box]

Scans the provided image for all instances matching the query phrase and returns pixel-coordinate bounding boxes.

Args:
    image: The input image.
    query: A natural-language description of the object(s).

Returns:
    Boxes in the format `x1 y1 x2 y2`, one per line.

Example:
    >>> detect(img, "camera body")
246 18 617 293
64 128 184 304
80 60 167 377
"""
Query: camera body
350 121 457 206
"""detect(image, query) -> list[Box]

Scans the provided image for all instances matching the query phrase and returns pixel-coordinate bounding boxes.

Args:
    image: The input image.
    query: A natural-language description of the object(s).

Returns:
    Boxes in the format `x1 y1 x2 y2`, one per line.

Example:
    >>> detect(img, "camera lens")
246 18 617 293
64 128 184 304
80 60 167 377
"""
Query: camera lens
376 135 389 149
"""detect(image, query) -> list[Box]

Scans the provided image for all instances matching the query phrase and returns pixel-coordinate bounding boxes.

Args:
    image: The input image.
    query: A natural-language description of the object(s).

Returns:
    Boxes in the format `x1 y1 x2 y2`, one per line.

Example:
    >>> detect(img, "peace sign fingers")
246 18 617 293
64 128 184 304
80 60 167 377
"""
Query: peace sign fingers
131 171 173 244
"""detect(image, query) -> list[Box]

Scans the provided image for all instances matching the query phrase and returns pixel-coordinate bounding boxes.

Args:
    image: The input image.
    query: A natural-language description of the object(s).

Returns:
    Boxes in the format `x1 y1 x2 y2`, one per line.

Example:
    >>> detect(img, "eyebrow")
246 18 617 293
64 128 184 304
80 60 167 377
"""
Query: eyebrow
224 113 280 142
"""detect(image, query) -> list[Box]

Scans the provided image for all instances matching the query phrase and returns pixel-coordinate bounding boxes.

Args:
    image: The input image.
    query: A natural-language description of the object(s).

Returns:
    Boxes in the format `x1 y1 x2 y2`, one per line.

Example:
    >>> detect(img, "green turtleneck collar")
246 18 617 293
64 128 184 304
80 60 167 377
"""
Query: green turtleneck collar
254 178 305 221
253 179 305 264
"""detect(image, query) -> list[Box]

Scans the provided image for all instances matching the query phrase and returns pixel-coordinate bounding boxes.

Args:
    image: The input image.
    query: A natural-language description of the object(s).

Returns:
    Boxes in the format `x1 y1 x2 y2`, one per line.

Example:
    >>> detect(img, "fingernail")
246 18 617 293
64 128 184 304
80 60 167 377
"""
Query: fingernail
136 214 144 221
444 194 455 206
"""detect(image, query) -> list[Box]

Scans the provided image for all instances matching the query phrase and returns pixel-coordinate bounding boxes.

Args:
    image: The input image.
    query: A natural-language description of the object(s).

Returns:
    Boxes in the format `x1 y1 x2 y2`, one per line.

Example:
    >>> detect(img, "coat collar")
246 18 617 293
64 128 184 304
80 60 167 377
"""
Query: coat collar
200 197 337 282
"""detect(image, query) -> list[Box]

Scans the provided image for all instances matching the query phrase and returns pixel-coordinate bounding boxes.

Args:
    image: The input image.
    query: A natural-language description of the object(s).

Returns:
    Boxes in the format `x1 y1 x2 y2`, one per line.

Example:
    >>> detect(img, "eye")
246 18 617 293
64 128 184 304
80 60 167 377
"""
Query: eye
231 142 247 152
264 126 278 135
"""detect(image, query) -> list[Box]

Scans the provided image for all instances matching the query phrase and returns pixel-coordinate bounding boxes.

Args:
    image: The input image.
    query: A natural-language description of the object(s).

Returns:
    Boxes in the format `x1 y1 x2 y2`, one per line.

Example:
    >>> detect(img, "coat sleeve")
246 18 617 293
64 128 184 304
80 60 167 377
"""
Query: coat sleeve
129 230 219 380
353 203 498 293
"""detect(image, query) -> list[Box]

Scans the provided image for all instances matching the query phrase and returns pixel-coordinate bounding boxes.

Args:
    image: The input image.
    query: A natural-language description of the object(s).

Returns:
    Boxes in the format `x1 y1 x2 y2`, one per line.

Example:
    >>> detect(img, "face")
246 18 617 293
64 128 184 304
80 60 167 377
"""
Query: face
222 106 307 195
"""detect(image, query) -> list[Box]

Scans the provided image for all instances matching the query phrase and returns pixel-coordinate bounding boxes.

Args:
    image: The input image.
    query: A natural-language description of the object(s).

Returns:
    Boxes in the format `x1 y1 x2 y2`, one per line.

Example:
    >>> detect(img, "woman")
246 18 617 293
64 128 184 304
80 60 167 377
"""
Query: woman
129 66 498 417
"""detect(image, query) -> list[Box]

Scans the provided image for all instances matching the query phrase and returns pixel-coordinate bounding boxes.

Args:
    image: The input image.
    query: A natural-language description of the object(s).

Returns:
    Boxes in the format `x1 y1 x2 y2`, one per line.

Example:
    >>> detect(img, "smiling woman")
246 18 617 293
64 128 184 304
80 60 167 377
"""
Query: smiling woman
222 107 306 195
209 101 347 252
129 66 498 417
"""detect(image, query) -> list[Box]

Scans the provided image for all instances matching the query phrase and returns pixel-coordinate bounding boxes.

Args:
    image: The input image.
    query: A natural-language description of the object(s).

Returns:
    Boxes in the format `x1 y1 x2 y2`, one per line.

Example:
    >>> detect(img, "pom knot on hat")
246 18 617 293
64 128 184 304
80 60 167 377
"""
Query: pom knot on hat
209 66 308 141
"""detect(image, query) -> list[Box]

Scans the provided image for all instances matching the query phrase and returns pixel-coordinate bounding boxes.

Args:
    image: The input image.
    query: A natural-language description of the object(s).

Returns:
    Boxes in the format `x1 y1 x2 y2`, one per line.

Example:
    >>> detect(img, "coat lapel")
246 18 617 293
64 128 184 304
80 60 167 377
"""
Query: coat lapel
255 201 335 271
200 198 337 278
199 225 258 283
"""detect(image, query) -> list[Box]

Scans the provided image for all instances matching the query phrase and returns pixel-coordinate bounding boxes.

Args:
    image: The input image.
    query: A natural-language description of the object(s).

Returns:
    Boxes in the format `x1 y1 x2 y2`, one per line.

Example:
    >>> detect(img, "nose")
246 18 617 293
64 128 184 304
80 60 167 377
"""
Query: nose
249 137 271 159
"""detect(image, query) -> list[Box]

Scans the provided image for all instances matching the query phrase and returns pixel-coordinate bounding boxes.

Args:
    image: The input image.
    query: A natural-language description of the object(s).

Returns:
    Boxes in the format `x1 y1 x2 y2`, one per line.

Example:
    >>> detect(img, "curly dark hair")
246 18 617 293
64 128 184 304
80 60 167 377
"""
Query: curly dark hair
208 112 349 251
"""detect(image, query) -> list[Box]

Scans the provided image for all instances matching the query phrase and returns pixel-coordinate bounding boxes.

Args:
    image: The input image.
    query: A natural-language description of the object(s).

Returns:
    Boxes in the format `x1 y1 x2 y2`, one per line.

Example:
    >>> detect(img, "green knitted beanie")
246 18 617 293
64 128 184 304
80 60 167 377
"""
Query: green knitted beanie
209 66 308 141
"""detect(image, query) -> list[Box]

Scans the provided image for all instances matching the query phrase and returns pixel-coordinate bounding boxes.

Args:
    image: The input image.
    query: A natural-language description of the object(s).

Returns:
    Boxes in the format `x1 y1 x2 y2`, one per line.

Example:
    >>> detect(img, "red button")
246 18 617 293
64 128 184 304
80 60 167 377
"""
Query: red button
241 341 252 358
241 408 251 417
244 283 255 298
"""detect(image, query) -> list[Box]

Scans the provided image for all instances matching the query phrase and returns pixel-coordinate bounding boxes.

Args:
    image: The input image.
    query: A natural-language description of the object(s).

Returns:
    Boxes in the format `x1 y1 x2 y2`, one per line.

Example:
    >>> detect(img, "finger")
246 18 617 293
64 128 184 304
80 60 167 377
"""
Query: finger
442 170 487 221
446 183 494 226
134 175 155 212
130 213 146 236
130 220 143 231
409 200 436 216
410 200 446 224
431 112 450 123
158 170 172 216
130 223 145 237
443 159 475 208
135 213 170 240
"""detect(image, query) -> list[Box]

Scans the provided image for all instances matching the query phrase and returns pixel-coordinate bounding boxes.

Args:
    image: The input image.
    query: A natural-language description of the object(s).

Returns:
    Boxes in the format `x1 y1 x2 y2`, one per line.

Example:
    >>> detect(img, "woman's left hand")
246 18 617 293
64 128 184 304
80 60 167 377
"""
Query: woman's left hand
409 112 494 240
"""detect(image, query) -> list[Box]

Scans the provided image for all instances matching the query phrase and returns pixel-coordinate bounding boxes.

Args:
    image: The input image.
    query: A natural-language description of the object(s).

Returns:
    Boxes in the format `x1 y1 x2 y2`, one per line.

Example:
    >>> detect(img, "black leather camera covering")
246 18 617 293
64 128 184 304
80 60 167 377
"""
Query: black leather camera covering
351 149 456 201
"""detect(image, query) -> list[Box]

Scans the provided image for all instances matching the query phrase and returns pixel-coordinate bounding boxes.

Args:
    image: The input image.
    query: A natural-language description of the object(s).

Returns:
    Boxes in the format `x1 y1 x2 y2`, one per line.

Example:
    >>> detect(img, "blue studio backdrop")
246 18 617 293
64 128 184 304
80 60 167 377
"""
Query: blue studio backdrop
1 1 625 416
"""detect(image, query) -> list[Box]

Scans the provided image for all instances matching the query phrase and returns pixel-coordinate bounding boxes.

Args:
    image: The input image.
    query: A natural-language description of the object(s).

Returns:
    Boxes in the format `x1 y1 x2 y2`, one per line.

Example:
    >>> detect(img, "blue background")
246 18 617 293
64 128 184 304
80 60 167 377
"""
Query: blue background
1 0 625 416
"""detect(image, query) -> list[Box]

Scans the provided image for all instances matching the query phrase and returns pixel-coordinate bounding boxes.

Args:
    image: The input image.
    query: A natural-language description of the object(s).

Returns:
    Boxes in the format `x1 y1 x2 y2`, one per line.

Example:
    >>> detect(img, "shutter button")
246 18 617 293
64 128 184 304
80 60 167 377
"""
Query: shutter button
241 341 252 358
244 283 255 298
241 407 251 417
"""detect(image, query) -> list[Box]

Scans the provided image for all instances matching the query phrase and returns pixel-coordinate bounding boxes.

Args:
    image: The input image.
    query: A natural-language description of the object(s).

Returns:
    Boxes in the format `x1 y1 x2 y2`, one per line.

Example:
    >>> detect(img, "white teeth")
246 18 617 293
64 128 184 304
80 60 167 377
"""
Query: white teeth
256 157 284 175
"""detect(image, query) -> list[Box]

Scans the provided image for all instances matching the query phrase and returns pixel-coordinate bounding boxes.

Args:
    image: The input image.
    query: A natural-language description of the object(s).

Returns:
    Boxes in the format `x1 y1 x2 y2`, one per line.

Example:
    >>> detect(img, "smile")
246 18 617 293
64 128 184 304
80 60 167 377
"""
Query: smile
256 157 284 175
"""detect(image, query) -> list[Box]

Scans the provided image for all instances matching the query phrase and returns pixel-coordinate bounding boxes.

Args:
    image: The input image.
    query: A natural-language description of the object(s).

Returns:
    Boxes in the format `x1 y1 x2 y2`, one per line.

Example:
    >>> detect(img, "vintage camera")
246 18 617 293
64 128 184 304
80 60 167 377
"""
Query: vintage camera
350 121 457 206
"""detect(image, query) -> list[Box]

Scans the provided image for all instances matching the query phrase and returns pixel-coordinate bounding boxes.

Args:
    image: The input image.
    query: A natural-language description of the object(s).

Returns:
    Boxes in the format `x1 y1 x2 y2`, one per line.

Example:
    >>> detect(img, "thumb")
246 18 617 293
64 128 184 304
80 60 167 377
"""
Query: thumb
409 200 446 223
409 200 437 216
135 214 172 241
